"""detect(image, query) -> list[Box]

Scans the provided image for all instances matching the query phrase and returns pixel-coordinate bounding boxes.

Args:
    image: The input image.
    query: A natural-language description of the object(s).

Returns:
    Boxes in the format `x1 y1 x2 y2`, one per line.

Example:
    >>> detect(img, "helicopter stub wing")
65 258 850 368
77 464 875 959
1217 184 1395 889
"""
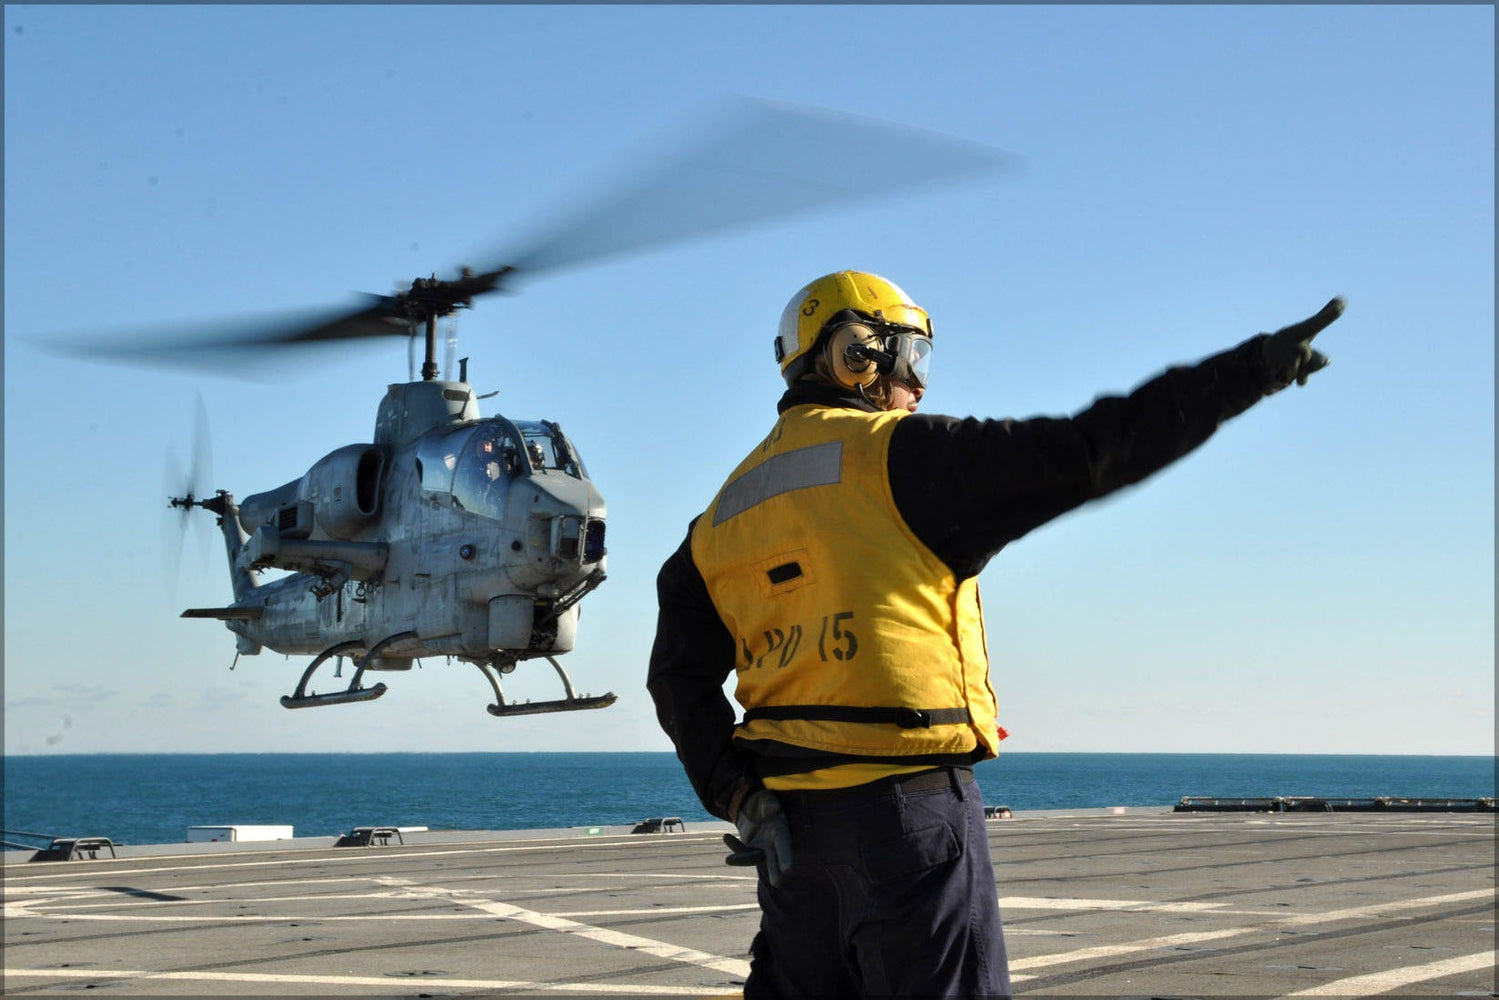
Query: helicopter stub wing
181 606 264 621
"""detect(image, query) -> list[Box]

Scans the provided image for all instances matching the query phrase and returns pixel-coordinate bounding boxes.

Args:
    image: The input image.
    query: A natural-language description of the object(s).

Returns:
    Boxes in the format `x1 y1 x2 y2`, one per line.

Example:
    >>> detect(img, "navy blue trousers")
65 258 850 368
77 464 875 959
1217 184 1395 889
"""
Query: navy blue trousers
743 768 1011 999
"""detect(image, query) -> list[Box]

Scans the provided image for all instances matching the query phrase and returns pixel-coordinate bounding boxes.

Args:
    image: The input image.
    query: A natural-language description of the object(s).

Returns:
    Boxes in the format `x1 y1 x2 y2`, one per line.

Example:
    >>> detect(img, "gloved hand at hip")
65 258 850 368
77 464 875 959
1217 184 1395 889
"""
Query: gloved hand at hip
723 789 793 887
1256 297 1345 390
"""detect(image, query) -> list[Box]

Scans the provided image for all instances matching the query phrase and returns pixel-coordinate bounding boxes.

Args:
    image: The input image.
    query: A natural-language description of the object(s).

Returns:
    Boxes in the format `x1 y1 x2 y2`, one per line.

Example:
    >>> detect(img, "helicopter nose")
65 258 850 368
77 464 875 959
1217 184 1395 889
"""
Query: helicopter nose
521 475 607 566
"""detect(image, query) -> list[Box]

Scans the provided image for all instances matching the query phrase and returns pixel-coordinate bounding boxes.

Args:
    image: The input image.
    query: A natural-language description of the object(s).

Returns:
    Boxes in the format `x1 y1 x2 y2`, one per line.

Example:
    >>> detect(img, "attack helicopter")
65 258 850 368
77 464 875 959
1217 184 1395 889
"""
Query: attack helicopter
169 268 613 718
68 100 1008 719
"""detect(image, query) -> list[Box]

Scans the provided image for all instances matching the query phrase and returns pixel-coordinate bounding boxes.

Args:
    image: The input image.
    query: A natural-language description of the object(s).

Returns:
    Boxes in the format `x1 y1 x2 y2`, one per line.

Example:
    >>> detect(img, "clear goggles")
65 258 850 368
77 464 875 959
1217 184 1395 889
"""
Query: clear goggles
883 328 933 390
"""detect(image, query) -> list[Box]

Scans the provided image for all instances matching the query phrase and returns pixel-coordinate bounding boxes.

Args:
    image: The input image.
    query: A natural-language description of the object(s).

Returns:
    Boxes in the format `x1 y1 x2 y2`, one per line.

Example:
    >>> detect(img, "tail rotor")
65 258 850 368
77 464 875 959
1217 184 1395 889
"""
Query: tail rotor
162 393 216 597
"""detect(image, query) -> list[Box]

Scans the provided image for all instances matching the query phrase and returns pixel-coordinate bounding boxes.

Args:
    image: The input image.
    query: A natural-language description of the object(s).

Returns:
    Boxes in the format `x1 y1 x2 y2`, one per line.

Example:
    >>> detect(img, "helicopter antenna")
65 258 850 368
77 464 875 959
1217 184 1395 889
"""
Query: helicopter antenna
407 328 417 382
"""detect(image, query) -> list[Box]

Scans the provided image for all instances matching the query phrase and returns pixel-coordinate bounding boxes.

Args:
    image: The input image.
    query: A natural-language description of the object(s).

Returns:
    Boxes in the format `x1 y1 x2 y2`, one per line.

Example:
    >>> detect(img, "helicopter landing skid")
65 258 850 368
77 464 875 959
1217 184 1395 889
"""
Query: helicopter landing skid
279 634 414 710
477 656 617 717
280 685 387 709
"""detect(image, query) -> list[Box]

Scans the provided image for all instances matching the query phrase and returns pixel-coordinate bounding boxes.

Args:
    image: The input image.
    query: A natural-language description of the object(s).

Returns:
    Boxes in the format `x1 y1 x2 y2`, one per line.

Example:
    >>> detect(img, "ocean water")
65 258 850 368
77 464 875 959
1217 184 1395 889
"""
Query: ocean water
3 752 1493 850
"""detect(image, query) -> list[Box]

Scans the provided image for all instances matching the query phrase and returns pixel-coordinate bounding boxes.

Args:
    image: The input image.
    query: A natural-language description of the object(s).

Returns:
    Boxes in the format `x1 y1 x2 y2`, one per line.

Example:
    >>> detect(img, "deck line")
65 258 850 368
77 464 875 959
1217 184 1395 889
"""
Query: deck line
376 874 752 978
1282 950 1496 996
0 967 720 995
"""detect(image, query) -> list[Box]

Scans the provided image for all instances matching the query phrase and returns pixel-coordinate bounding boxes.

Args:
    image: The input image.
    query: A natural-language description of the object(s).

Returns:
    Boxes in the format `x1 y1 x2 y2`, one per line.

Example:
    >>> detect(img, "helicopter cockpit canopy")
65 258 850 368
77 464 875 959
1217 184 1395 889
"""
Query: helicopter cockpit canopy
513 420 587 479
417 418 588 519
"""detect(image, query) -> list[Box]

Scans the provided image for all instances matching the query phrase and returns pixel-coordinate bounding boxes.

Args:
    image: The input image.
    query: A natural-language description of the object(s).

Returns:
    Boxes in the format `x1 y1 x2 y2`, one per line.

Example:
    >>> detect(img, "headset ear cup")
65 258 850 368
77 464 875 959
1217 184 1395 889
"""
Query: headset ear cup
827 325 879 389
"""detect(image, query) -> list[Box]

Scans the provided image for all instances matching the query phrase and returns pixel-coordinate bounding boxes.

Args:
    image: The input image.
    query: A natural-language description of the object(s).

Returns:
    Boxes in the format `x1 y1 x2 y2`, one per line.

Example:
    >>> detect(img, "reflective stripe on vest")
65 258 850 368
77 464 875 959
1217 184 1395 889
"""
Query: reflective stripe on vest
714 441 843 526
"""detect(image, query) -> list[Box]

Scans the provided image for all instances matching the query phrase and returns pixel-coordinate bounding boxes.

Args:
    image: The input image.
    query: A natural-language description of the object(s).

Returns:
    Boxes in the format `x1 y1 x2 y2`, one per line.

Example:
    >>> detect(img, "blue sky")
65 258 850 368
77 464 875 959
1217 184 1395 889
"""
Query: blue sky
4 5 1492 756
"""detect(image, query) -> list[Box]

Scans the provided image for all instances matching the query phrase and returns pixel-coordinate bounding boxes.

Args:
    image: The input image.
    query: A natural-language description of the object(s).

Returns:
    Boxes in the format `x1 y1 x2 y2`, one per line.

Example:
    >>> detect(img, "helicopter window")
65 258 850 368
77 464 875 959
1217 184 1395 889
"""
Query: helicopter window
451 422 526 519
416 426 478 498
513 420 585 479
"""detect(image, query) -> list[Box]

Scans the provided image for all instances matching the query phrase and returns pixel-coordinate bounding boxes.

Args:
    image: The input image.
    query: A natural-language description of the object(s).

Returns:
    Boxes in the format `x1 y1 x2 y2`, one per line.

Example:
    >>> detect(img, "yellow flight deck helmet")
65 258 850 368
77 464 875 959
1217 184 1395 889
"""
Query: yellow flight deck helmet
775 270 933 388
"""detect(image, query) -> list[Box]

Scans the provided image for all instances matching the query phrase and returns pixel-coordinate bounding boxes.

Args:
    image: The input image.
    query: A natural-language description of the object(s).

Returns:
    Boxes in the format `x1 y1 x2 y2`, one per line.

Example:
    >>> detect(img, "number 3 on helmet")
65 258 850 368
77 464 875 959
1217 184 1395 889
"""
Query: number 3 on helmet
775 271 932 387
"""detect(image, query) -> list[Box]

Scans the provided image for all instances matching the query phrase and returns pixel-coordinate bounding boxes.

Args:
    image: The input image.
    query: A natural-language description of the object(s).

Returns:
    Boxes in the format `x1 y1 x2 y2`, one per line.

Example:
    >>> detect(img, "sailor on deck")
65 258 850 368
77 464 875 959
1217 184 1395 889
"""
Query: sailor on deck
649 270 1345 997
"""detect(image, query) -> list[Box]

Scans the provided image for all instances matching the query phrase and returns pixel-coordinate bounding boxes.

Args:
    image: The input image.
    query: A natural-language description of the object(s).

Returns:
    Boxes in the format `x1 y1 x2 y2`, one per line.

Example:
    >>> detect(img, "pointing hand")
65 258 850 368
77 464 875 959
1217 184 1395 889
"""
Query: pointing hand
1257 297 1345 390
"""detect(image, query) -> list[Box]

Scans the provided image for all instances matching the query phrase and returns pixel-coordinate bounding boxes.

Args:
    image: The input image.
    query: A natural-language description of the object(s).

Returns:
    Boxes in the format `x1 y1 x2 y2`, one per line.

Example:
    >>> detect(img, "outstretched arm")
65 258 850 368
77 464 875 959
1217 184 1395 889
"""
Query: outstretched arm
890 298 1348 579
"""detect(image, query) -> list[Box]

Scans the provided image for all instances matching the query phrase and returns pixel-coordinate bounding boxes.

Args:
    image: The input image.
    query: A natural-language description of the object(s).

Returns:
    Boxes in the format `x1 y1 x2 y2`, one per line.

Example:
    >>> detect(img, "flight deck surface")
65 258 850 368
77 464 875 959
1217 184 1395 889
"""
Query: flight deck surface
3 809 1494 997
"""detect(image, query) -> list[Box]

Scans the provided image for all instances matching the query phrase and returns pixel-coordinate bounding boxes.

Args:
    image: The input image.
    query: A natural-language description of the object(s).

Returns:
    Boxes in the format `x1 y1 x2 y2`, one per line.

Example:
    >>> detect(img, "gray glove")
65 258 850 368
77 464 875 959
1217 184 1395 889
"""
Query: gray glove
1257 297 1345 390
723 789 793 887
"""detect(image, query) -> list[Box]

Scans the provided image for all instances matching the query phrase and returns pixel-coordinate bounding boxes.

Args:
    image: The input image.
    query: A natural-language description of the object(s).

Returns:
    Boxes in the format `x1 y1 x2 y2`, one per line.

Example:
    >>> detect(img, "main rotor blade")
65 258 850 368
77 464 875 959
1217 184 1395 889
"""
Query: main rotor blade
42 101 1011 372
492 99 1015 277
45 297 410 371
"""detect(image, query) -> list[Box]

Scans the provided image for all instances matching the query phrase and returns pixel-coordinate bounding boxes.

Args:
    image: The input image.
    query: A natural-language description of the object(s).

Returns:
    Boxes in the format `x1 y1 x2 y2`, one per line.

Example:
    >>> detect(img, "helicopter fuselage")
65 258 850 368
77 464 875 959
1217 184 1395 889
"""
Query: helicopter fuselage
187 380 607 696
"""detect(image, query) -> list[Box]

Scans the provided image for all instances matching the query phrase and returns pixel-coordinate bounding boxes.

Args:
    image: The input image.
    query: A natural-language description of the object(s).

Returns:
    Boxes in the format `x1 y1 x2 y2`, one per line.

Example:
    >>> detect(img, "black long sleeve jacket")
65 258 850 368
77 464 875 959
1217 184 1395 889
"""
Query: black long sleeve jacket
649 335 1279 820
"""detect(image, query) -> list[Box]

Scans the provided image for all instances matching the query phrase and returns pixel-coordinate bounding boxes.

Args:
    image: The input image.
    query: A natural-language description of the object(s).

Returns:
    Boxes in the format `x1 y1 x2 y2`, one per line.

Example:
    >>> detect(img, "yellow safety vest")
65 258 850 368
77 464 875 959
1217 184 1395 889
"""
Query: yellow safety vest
691 404 1001 762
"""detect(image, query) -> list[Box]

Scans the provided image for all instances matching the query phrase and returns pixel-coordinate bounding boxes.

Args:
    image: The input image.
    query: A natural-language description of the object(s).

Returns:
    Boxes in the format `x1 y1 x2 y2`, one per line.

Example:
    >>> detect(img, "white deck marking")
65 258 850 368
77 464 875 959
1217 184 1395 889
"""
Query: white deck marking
7 870 749 909
1 834 725 882
27 884 695 912
1009 928 1251 971
1282 950 1497 995
0 967 719 995
5 874 367 895
3 905 756 923
1001 895 1234 913
1006 888 1495 972
1 869 757 924
1001 888 1492 922
7 827 1486 992
376 875 752 978
560 871 757 881
551 903 760 918
1275 888 1494 925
